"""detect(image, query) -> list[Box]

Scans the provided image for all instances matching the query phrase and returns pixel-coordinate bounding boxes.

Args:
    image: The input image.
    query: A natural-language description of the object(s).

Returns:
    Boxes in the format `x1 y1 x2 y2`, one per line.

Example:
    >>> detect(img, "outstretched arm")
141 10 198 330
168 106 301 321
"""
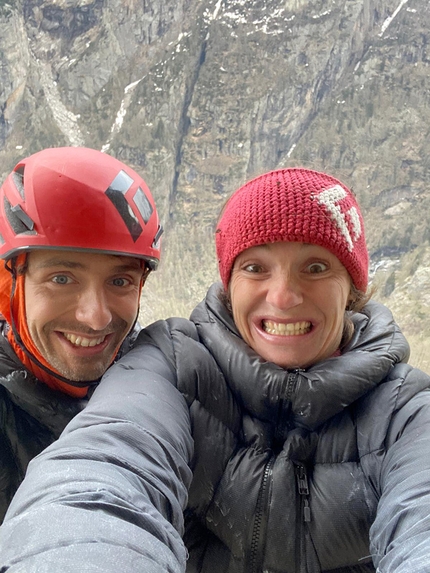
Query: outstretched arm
0 344 193 572
370 380 430 572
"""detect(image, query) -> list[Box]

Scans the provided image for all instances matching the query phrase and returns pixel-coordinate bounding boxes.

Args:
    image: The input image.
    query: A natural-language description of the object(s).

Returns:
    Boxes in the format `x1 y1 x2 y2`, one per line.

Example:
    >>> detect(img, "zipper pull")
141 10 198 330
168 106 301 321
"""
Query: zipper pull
296 464 311 522
296 464 309 495
303 499 311 523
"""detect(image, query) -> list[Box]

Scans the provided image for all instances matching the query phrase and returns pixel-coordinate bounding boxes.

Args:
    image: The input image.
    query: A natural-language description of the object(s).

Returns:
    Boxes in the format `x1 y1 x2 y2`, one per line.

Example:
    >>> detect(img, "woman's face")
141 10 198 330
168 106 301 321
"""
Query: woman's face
229 242 352 370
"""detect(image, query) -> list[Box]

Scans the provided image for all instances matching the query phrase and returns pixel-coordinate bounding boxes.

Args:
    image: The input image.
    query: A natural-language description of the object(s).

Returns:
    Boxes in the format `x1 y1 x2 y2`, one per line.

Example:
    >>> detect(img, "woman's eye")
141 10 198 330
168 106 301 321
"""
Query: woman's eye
243 263 263 273
111 277 131 287
307 262 328 274
51 275 71 285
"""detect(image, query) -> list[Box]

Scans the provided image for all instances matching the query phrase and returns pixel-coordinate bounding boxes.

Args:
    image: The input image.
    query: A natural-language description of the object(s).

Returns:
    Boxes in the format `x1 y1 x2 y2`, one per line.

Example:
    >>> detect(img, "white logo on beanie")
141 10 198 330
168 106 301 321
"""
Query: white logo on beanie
317 185 362 252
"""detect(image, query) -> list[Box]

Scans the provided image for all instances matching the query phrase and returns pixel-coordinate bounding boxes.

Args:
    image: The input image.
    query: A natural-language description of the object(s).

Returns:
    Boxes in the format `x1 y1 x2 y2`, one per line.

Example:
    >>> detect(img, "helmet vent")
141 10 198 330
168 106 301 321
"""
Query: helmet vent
133 187 153 224
152 224 163 248
105 170 143 243
4 197 36 235
12 168 25 200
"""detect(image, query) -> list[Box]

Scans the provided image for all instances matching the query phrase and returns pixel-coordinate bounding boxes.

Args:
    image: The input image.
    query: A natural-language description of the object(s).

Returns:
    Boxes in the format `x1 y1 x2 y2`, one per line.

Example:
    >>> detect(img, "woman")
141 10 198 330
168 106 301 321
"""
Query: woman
1 168 430 573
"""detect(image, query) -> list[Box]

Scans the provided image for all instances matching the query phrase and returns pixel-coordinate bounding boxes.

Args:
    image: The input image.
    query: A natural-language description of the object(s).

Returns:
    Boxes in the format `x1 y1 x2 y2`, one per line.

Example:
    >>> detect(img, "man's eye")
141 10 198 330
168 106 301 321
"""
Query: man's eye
307 262 328 274
111 277 131 287
52 275 71 285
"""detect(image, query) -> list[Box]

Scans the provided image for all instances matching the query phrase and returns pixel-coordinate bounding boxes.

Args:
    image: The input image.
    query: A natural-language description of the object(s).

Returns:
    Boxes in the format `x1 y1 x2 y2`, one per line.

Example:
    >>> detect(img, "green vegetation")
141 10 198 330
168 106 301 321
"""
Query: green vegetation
139 224 218 325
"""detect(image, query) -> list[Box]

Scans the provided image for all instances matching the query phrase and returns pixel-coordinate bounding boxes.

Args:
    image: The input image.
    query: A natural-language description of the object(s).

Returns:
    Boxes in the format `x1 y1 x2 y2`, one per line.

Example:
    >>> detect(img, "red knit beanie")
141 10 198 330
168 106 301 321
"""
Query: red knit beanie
216 168 369 292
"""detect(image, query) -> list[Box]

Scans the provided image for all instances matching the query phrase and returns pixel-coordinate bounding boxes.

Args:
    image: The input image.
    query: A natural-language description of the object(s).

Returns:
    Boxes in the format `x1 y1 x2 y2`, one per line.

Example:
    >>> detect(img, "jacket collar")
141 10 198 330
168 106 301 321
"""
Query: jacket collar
191 283 410 431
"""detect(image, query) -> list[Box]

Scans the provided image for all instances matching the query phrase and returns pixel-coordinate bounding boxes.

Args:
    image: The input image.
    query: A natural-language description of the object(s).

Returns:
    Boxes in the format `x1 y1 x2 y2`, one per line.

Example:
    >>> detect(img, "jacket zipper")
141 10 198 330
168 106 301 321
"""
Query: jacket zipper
295 463 311 573
285 371 299 402
248 456 275 573
248 371 300 572
274 371 298 445
296 463 311 523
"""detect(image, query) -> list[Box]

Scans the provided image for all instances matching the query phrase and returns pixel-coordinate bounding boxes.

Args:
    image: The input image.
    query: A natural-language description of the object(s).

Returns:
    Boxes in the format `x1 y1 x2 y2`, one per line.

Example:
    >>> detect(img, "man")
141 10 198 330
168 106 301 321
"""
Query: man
0 146 162 520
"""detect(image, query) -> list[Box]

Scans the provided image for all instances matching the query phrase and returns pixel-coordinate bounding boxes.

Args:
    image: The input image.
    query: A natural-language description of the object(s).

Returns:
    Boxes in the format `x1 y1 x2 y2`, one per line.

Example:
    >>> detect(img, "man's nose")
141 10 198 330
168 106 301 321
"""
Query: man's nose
265 273 303 310
75 287 112 331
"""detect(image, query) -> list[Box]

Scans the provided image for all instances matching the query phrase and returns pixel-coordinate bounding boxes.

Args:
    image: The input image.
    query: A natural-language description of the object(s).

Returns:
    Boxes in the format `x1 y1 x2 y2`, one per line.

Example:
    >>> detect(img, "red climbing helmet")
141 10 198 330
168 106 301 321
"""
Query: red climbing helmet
0 147 162 269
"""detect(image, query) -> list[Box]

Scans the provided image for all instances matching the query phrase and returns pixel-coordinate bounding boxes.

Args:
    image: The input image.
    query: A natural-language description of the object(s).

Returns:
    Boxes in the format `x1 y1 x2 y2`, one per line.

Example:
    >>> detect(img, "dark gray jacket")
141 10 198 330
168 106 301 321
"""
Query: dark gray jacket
1 284 430 572
0 320 139 523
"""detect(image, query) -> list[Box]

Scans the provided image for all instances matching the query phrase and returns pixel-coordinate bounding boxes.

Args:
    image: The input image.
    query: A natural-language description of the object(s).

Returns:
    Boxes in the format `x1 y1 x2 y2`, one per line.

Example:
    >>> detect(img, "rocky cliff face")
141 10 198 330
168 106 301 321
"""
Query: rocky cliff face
1 0 429 371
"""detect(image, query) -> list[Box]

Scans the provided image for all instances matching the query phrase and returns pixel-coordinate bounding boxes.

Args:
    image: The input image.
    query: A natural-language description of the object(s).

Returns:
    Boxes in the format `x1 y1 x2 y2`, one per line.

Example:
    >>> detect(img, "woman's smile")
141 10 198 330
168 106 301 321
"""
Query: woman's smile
261 319 312 336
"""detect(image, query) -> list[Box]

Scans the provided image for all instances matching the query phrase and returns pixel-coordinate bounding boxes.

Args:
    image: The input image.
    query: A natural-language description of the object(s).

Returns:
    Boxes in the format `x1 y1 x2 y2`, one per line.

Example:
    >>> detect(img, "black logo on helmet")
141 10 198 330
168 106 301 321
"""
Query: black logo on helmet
4 197 36 235
105 170 153 243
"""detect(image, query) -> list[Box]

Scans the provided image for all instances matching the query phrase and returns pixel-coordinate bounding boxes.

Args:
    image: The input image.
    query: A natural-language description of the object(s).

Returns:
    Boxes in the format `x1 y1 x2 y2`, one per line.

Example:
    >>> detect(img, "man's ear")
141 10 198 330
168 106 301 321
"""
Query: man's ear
141 267 151 287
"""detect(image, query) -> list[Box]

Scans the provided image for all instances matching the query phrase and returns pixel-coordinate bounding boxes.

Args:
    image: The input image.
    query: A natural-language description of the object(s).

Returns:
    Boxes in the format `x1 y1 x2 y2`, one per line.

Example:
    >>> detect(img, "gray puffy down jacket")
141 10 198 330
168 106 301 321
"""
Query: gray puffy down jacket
1 285 430 573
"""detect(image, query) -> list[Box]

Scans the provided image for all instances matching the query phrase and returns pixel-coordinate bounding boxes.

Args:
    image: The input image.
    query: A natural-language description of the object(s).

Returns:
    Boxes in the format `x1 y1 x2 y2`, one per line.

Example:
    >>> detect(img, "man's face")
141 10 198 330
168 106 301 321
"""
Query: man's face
24 250 145 381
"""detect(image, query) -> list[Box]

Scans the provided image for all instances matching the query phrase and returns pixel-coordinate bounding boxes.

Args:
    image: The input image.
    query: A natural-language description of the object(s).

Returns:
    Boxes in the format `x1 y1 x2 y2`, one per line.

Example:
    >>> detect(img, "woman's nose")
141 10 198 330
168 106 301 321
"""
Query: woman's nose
265 273 303 310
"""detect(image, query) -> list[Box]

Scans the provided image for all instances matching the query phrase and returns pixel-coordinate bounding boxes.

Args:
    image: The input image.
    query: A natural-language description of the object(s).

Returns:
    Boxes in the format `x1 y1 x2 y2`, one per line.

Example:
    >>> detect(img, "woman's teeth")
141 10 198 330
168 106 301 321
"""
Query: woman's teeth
263 320 311 336
63 333 105 347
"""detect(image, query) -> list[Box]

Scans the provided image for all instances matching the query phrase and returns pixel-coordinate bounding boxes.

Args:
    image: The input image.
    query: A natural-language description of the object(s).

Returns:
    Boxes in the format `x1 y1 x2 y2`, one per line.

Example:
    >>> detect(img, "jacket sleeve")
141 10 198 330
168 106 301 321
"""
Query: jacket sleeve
0 343 193 573
370 368 430 572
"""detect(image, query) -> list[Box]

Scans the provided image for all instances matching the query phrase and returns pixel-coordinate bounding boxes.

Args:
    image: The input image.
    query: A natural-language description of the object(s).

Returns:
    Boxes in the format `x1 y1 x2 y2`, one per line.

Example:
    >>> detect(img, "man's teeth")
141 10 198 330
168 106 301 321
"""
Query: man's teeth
63 333 106 347
263 320 311 336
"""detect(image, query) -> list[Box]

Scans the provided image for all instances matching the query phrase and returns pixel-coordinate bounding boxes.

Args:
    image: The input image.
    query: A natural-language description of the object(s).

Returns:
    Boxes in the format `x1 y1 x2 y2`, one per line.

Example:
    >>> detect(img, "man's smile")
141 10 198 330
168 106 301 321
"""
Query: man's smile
62 332 107 348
